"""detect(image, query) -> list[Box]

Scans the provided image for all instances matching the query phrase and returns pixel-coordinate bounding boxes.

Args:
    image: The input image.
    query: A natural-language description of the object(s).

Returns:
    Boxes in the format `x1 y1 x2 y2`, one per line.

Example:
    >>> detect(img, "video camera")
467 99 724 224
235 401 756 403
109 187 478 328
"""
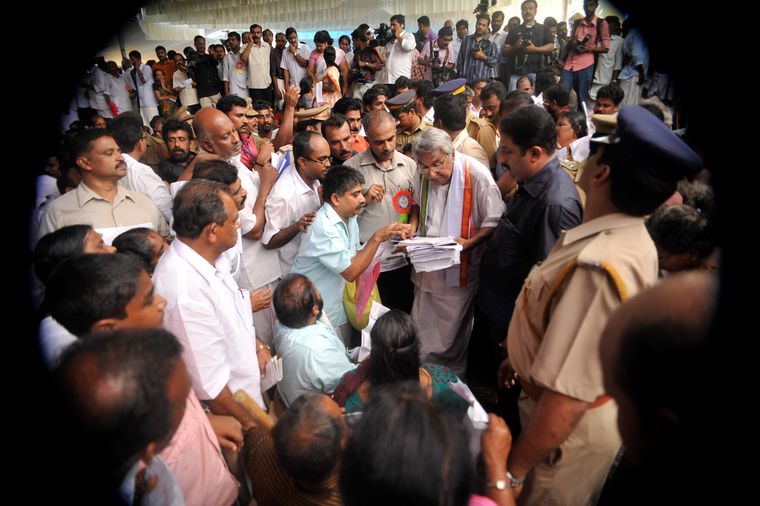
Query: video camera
473 0 497 15
374 23 395 47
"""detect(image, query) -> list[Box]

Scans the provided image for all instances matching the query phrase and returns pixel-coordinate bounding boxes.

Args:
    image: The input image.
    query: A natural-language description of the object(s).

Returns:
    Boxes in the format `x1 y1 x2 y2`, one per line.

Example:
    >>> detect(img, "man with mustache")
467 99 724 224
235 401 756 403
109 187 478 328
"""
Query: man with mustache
333 97 369 153
343 109 418 313
263 131 328 276
38 129 170 241
292 166 411 345
192 107 281 344
321 114 354 164
249 100 278 151
157 119 196 184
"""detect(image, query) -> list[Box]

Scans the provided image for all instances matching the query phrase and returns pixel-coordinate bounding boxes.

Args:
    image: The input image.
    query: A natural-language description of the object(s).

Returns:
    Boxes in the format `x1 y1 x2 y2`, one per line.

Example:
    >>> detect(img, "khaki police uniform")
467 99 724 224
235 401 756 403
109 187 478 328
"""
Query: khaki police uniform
395 120 428 153
507 213 659 506
466 114 498 169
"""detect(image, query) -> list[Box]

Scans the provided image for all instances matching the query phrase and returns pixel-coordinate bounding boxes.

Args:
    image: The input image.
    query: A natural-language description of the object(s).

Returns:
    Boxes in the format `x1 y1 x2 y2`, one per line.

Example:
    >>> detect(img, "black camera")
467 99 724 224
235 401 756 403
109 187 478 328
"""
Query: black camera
517 28 533 47
374 23 395 47
572 33 593 53
432 48 440 65
473 0 497 15
472 38 492 54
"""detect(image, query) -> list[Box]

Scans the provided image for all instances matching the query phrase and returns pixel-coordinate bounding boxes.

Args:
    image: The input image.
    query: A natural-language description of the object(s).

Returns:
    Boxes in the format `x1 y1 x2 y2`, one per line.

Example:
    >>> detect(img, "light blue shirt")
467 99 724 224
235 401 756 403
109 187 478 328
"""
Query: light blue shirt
618 28 649 81
292 203 360 328
273 320 356 406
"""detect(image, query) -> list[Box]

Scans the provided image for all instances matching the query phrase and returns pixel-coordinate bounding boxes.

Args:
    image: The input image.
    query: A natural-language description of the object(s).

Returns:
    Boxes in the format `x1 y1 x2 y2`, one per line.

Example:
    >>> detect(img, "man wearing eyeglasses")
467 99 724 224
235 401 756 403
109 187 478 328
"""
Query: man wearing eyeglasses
343 109 419 312
410 127 505 377
263 131 328 275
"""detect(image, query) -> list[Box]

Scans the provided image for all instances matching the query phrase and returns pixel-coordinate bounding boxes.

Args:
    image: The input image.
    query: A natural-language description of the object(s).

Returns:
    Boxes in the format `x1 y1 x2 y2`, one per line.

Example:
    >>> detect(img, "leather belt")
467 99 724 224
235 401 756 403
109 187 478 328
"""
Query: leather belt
518 376 611 409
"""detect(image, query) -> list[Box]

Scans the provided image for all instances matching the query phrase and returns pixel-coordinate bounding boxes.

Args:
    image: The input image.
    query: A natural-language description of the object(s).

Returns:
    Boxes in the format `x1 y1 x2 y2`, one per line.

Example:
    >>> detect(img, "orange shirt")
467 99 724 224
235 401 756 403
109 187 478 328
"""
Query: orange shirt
352 134 369 153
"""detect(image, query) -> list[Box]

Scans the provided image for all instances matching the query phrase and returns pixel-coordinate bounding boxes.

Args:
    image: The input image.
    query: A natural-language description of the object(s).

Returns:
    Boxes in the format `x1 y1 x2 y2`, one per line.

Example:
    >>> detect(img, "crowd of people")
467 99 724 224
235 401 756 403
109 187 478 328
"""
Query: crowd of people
33 1 718 504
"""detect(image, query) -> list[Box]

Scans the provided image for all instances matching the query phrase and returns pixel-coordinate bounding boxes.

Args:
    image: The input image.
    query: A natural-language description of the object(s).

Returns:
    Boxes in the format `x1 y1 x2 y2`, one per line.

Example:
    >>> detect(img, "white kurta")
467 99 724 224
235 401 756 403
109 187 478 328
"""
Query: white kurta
411 152 505 375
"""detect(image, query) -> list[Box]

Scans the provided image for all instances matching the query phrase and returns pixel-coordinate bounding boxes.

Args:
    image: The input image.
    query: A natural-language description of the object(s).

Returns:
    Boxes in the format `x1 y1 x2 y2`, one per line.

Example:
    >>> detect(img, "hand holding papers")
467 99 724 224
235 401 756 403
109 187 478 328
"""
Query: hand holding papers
394 236 463 272
259 355 283 392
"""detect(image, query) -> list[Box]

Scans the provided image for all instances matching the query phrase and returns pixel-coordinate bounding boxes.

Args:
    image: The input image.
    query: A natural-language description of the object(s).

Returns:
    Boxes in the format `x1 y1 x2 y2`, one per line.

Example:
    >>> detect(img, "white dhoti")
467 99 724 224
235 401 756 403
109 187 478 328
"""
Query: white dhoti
618 78 641 108
411 269 475 377
251 279 279 345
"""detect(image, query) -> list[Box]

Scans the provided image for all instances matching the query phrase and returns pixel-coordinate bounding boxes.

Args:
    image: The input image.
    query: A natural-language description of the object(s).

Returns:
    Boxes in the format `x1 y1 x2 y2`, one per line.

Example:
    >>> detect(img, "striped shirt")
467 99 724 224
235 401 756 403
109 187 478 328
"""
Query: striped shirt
457 34 498 82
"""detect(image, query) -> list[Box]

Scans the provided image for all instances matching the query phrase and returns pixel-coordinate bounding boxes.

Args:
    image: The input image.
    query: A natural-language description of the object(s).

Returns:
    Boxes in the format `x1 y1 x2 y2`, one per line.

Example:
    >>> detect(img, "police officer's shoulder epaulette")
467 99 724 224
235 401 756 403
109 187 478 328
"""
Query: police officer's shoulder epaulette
575 230 631 302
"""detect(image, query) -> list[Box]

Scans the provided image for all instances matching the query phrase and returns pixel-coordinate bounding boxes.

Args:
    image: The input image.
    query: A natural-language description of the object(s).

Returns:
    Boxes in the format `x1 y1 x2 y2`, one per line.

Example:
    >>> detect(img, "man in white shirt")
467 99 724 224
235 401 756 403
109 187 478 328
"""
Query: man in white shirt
223 31 250 99
153 179 272 430
281 27 312 89
105 61 133 115
241 23 273 105
40 253 165 365
172 53 200 114
453 19 468 55
383 14 416 84
90 60 113 119
110 114 173 224
128 50 159 127
488 10 508 79
262 130 327 274
194 106 281 344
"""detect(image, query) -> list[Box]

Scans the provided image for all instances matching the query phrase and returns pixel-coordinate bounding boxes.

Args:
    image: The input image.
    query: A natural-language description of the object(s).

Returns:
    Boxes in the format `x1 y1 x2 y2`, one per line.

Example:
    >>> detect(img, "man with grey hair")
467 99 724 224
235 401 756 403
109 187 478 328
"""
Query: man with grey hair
153 180 272 430
343 109 418 312
410 127 505 376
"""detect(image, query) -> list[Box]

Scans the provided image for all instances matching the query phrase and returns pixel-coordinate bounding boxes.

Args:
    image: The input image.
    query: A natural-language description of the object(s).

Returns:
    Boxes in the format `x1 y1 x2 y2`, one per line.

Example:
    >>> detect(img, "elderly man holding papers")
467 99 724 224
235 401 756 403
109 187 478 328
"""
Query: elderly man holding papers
409 128 505 376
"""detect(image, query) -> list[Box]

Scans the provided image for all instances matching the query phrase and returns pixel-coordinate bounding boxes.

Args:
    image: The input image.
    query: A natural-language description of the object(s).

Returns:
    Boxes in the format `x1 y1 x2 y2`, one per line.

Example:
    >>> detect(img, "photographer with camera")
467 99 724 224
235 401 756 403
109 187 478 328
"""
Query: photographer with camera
560 0 609 112
349 29 384 98
419 26 458 85
457 13 498 82
503 0 554 92
381 14 416 85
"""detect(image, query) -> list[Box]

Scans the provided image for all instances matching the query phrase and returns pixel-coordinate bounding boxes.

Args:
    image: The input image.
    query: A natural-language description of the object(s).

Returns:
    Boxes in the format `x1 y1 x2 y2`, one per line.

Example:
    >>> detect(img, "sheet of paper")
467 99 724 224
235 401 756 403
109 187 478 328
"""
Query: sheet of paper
95 222 154 245
359 301 390 362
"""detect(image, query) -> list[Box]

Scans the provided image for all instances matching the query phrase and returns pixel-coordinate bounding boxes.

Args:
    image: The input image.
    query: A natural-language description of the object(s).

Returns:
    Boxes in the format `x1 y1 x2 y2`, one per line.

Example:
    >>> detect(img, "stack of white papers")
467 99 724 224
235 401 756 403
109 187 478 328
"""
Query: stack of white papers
395 236 462 272
260 355 283 392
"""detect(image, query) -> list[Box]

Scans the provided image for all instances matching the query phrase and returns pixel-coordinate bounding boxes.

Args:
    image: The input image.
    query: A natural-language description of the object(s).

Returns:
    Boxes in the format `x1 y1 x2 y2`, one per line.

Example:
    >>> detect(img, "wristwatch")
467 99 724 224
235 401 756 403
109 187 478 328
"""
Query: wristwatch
485 480 508 490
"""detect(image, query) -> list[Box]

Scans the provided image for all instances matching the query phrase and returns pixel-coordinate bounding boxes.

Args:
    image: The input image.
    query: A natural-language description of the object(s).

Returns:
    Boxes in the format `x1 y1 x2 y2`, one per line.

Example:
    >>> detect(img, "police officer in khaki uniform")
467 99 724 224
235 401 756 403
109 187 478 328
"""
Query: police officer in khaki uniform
466 113 498 170
497 107 703 505
387 89 429 153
